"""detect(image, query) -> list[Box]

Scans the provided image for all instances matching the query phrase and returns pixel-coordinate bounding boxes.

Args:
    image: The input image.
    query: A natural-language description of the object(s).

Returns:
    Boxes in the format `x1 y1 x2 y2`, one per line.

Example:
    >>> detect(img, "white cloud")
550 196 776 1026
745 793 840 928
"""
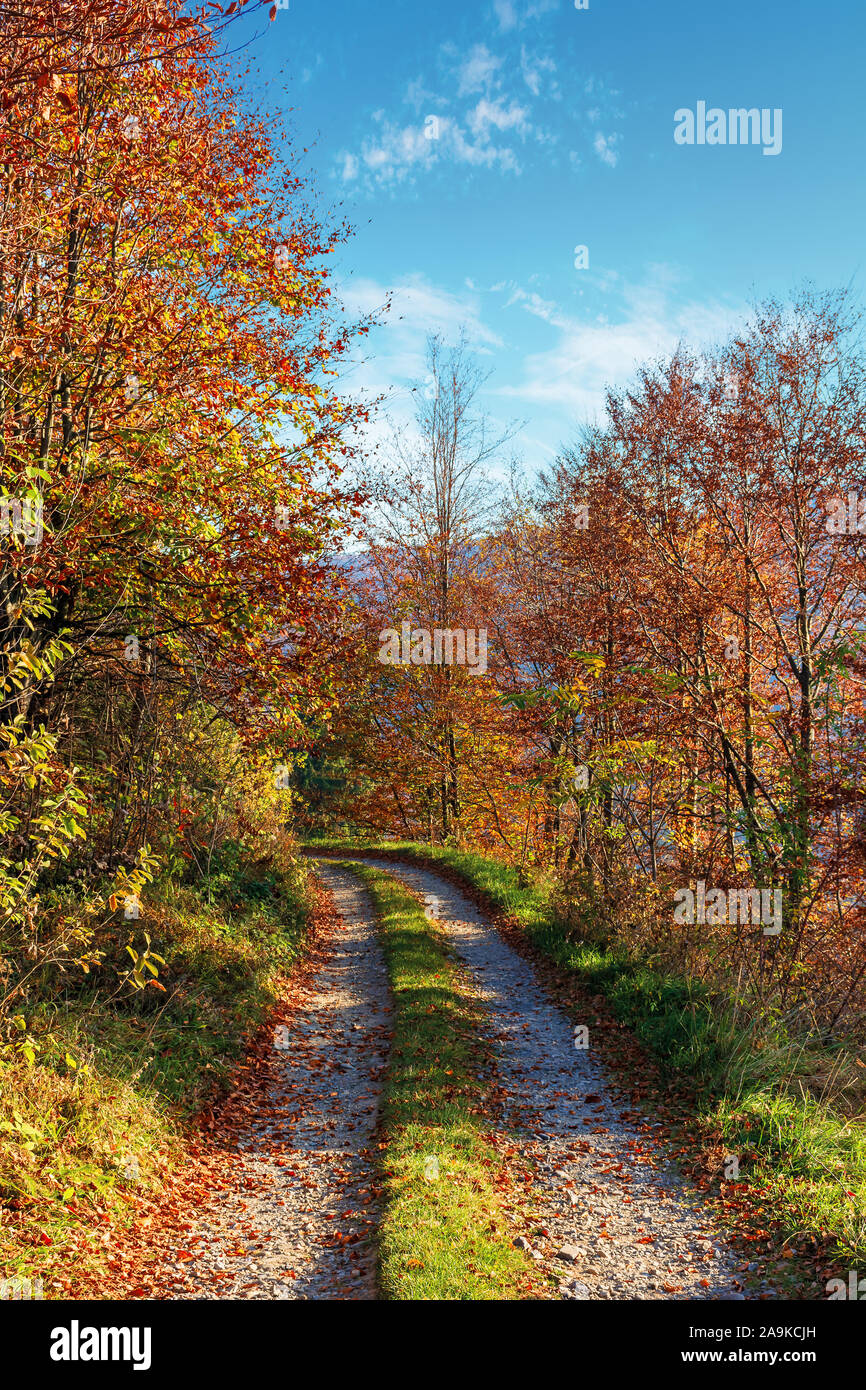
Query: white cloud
494 0 560 31
494 0 518 29
363 119 430 176
520 45 557 98
456 44 502 97
335 268 745 478
335 34 574 188
344 275 500 384
497 275 745 422
504 287 564 325
593 131 620 167
404 76 441 113
343 274 502 351
450 126 523 171
337 102 532 186
467 97 531 138
335 274 505 457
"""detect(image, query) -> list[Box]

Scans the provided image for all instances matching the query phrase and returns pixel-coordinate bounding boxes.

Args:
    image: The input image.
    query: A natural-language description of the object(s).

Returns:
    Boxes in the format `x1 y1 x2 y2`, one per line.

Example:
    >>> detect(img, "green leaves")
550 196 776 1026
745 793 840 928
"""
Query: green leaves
124 933 166 992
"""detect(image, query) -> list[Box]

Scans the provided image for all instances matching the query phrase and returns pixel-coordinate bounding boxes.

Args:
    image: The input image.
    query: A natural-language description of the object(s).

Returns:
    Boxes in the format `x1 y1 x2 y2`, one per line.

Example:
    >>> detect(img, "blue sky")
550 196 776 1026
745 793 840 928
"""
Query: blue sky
225 0 866 475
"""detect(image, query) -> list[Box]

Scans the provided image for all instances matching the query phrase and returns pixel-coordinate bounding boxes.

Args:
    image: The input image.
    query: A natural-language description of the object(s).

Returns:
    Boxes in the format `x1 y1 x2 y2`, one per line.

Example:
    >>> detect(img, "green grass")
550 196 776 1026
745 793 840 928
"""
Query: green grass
337 860 541 1300
0 859 311 1295
309 839 866 1271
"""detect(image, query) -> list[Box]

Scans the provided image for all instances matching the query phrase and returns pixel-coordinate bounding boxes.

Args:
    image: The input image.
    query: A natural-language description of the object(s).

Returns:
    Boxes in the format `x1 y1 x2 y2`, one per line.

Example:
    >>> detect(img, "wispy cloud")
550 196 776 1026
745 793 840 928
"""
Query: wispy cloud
493 0 560 33
593 131 620 167
467 97 531 138
339 108 528 186
334 24 617 190
337 274 504 449
456 43 503 97
343 274 503 353
338 266 744 473
496 271 746 422
520 44 559 99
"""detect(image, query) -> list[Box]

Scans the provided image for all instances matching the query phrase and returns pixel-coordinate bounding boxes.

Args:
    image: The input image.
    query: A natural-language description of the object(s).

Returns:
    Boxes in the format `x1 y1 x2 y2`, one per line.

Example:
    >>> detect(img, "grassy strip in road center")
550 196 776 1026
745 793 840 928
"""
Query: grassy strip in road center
334 860 540 1301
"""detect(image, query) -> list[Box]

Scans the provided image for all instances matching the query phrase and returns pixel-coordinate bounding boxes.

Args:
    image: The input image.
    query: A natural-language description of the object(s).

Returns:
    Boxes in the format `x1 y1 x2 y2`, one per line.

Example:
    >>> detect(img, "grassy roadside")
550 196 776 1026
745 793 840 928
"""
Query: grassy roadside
310 839 866 1281
337 859 541 1300
0 857 311 1297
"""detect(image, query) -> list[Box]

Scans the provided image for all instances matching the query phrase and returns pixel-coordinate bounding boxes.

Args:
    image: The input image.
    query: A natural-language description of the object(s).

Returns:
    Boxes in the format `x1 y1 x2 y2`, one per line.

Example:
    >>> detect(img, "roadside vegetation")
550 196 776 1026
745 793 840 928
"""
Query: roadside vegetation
0 853 311 1296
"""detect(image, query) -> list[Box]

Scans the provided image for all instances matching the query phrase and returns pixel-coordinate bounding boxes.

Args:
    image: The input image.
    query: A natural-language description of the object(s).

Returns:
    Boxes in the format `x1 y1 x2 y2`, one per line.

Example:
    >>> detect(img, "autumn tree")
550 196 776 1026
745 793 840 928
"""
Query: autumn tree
0 0 375 1015
341 333 513 844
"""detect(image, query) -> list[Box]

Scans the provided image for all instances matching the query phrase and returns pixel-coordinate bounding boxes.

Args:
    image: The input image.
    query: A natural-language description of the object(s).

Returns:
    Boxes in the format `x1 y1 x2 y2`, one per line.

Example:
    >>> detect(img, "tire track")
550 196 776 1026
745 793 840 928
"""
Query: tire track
161 866 390 1300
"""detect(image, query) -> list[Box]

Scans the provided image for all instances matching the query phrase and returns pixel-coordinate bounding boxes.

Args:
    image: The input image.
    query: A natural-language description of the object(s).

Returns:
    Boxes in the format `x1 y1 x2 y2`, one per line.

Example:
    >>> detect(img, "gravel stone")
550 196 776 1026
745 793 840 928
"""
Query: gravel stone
164 865 391 1300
